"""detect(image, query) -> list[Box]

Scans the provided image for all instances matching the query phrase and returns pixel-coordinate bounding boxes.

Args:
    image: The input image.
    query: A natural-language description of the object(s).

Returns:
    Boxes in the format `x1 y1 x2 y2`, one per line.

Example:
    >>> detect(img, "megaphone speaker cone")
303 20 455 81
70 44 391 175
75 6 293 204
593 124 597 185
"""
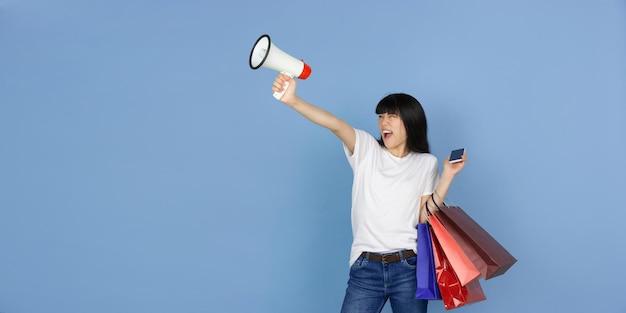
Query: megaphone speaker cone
249 34 271 69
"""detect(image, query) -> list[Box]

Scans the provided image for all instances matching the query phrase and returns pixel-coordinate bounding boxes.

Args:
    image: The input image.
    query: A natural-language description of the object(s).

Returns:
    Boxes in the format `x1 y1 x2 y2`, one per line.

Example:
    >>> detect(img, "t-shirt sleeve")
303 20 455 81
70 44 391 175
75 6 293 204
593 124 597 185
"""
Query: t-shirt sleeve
422 156 439 196
344 129 376 169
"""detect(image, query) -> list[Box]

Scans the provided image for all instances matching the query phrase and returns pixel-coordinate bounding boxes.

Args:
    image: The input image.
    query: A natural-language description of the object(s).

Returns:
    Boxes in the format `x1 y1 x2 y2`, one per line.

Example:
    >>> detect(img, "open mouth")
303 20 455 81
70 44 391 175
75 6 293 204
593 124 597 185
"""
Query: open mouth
382 130 392 140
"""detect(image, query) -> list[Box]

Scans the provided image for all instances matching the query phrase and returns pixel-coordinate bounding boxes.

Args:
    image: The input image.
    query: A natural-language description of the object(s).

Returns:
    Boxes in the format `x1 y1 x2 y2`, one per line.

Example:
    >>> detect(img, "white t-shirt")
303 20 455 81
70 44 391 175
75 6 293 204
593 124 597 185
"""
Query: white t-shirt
344 129 439 266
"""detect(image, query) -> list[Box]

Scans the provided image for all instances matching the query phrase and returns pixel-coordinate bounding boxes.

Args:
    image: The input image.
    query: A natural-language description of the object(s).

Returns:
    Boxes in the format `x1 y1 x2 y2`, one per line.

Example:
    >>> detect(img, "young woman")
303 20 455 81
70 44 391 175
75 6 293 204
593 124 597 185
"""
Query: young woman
271 74 466 313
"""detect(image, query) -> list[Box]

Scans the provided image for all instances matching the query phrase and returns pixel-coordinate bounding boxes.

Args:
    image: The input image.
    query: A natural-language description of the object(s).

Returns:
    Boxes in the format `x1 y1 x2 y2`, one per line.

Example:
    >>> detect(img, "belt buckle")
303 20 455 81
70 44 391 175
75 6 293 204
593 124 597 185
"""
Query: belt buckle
381 252 394 263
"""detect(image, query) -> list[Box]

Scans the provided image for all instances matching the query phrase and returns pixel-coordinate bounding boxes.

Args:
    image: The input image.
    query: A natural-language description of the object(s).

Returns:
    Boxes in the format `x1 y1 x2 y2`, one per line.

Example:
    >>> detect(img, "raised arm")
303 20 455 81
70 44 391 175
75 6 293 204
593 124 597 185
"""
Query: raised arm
419 152 467 223
272 74 356 153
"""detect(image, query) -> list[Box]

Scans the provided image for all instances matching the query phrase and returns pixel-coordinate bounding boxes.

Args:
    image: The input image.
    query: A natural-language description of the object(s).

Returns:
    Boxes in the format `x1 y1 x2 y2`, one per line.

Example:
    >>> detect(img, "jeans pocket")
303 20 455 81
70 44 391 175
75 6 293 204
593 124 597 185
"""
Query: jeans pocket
351 256 368 270
402 255 417 269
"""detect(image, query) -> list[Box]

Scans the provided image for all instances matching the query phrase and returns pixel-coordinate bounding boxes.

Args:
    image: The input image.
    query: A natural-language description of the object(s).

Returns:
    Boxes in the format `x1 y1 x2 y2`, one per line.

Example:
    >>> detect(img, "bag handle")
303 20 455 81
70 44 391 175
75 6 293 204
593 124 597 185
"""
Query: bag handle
431 193 459 208
430 193 443 211
424 192 456 222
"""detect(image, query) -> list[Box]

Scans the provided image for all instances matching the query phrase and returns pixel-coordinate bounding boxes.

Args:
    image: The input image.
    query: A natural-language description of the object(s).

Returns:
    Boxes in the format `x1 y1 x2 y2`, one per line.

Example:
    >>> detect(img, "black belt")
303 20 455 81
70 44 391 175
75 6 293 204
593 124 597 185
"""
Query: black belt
360 250 416 263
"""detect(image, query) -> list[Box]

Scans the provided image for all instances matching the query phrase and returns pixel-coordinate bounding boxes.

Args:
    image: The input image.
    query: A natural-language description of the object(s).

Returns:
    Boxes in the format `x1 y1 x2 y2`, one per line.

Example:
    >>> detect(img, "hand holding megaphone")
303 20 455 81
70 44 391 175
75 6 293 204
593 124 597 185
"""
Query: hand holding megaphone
272 73 298 103
249 34 311 100
272 72 295 101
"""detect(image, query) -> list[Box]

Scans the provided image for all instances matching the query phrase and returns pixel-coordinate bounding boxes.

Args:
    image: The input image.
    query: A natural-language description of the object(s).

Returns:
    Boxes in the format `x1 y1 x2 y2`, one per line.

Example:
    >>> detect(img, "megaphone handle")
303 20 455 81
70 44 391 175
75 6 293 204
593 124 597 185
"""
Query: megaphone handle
273 72 294 100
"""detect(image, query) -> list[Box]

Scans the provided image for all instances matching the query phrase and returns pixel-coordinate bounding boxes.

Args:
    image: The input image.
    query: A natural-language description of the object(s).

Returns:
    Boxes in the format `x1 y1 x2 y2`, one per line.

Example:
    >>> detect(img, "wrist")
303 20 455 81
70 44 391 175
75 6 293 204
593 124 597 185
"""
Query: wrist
440 169 456 181
284 96 302 108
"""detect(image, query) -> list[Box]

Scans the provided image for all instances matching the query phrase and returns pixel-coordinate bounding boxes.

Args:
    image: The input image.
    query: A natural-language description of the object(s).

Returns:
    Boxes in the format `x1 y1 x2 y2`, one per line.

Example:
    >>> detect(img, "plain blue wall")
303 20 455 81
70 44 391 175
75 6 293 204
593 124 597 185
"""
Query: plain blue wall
1 1 625 312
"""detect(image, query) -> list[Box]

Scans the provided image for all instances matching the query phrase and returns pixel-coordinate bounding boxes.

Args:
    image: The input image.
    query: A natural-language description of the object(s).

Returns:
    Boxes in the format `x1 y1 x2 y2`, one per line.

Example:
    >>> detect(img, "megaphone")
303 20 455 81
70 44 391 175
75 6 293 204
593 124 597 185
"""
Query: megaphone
249 34 311 100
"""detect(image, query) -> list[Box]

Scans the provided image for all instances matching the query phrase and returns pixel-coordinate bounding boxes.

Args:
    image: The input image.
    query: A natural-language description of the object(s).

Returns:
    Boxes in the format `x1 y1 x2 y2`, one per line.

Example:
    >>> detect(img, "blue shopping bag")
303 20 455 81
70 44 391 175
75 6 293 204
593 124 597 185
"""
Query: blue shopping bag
415 223 441 300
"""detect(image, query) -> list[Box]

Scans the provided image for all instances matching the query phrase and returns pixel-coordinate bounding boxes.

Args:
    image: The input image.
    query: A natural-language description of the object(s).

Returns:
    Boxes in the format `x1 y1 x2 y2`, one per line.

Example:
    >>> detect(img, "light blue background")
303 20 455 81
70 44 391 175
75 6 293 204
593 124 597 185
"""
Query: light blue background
1 1 625 313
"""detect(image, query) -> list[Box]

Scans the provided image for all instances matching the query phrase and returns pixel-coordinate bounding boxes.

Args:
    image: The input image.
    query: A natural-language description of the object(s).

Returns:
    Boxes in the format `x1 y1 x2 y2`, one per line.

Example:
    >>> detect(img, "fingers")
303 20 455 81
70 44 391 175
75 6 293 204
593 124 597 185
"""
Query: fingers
272 77 284 93
272 74 291 93
272 81 283 93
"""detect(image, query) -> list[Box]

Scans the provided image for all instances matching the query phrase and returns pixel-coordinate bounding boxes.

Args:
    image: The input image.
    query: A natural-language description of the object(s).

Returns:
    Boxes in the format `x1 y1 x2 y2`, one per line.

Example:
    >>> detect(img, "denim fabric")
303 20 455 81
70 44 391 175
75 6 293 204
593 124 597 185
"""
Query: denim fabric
340 250 428 313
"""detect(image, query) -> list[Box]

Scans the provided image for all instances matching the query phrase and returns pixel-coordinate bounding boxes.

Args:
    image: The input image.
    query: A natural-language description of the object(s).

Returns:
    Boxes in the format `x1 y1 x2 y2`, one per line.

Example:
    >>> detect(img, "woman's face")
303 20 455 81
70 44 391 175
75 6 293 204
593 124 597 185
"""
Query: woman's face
378 112 408 157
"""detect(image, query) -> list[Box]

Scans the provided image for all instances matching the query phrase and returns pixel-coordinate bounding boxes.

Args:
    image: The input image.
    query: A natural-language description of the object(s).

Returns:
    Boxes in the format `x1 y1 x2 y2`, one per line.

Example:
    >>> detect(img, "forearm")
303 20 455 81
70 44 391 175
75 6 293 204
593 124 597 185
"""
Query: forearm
419 171 455 223
431 170 455 207
273 73 356 153
286 96 345 133
430 150 467 208
419 154 466 222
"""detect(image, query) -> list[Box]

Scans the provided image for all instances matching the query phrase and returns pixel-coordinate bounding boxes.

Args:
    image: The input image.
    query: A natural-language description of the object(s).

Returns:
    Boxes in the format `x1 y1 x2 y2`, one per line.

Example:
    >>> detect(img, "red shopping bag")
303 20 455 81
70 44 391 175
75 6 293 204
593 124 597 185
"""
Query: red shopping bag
431 195 517 279
432 208 491 280
431 227 487 310
427 204 480 286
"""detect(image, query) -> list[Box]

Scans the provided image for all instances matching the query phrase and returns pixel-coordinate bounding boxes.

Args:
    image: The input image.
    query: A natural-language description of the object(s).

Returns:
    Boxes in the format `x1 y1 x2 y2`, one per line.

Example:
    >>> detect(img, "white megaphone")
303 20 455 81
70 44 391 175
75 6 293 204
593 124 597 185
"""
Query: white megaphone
249 34 311 100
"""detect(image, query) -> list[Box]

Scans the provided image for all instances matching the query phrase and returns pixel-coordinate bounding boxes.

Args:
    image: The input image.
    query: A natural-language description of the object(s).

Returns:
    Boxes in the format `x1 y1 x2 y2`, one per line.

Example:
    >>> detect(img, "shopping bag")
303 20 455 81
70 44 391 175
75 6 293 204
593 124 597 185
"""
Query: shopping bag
431 227 487 310
415 223 441 300
427 204 480 286
431 196 517 279
432 209 489 279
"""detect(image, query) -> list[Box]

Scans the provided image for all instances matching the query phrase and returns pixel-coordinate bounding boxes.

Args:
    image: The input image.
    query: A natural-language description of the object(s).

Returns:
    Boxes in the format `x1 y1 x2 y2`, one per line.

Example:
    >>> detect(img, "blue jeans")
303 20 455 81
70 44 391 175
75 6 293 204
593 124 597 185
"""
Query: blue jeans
340 250 428 313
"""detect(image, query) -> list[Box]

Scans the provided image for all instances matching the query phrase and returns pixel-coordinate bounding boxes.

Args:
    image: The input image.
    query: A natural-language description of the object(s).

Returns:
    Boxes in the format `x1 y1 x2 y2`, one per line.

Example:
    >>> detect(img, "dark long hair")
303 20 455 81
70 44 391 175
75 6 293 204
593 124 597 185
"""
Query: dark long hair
375 93 430 153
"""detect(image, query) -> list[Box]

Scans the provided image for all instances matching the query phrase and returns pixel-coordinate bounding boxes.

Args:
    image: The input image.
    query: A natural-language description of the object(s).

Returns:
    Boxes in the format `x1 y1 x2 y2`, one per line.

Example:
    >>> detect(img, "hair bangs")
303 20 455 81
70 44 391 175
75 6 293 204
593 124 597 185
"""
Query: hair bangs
375 95 401 115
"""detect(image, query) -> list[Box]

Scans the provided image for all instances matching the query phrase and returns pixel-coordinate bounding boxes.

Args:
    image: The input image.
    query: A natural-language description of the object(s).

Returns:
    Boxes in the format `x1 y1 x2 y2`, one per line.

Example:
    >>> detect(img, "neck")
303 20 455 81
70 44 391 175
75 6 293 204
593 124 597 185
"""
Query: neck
387 146 409 158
